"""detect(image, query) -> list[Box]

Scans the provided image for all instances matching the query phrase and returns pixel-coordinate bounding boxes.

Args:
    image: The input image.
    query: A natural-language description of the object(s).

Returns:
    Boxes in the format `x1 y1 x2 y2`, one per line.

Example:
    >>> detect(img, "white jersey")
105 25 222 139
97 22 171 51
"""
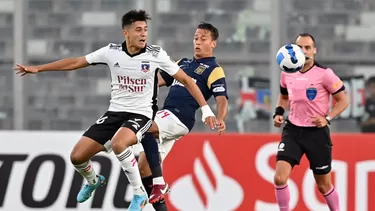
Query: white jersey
85 42 179 119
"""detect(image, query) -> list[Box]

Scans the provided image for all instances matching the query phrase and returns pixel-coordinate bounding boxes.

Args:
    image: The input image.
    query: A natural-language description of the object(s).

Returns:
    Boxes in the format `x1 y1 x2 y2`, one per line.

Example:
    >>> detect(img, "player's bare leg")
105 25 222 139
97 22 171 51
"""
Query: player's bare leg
274 161 293 211
70 136 107 203
112 127 147 210
314 173 340 211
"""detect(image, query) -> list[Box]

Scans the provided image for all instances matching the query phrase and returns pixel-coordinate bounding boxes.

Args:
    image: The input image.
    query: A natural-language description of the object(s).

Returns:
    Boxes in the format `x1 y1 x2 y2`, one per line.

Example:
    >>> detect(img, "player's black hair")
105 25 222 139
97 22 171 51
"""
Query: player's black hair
197 22 219 41
121 10 151 29
296 33 316 45
366 76 375 86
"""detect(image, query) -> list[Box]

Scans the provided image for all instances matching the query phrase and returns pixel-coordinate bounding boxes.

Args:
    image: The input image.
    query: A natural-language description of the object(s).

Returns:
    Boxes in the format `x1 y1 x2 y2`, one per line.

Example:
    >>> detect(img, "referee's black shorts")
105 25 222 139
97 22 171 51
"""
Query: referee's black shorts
276 120 333 175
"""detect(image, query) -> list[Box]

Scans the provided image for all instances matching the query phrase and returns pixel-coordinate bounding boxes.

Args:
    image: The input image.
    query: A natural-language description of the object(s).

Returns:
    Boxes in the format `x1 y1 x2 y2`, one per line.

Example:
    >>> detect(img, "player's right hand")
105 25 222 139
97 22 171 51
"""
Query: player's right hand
204 116 217 130
273 115 285 127
216 119 226 135
13 64 39 76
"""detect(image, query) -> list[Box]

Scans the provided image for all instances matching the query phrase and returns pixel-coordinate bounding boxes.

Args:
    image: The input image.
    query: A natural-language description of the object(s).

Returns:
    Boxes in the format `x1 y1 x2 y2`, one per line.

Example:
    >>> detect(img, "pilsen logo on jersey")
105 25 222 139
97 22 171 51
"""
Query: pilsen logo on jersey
194 63 209 75
306 87 317 101
141 61 150 73
117 75 146 93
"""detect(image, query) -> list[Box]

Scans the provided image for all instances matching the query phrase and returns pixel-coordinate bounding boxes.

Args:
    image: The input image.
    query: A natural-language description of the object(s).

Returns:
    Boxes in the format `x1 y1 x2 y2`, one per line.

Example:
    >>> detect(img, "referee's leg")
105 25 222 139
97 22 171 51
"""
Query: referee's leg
304 126 340 211
274 124 304 211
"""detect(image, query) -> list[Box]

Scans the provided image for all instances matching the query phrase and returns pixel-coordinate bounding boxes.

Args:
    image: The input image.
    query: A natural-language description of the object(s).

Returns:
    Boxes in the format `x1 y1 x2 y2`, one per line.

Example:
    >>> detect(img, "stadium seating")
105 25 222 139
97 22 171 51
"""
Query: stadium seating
0 0 372 132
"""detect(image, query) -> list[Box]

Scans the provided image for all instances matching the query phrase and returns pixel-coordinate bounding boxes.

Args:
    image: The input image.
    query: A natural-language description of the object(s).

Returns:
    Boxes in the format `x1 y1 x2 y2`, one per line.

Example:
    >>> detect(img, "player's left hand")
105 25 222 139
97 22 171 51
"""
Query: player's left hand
312 116 328 128
204 116 217 130
13 64 39 76
216 119 226 135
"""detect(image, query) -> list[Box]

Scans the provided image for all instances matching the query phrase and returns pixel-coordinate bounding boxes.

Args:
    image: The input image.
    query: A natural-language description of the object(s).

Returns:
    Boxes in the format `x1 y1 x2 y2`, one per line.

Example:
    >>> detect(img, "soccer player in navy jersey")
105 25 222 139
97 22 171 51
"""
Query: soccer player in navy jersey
138 22 228 211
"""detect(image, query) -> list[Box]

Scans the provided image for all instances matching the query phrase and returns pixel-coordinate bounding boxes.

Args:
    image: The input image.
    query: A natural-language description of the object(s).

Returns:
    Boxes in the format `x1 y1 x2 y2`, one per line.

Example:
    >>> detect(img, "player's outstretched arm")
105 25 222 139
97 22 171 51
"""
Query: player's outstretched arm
14 57 89 76
156 48 216 128
172 69 217 128
14 45 109 76
173 70 207 106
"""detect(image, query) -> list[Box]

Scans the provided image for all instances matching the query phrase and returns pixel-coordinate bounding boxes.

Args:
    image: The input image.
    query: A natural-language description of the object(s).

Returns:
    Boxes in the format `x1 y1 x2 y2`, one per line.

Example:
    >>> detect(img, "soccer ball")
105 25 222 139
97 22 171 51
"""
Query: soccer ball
276 44 305 73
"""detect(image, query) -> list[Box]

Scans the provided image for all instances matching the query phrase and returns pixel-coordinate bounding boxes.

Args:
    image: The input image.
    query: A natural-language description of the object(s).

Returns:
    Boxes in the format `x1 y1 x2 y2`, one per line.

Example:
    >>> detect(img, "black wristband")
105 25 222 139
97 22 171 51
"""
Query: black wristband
273 106 285 119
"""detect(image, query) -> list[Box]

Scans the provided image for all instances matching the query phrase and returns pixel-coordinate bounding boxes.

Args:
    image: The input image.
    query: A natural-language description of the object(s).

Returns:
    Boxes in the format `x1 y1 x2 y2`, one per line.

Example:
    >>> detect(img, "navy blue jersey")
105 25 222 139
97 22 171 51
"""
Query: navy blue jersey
160 57 228 131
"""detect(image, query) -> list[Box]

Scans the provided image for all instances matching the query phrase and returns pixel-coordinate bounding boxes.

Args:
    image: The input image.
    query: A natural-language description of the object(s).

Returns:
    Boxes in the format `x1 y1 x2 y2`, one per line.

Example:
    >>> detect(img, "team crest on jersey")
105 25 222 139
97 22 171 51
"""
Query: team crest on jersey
194 64 209 74
306 87 317 101
141 61 150 73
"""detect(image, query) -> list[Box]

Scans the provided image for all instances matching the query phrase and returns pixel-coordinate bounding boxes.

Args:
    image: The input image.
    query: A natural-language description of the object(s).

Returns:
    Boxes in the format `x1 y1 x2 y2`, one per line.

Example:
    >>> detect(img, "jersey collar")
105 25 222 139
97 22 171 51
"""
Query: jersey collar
194 57 216 63
299 61 316 74
122 41 146 57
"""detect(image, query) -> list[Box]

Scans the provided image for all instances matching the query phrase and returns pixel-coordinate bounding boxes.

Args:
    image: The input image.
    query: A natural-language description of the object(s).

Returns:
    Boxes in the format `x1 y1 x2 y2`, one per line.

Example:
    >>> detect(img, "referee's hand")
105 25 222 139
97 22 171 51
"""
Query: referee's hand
273 115 284 128
312 116 328 128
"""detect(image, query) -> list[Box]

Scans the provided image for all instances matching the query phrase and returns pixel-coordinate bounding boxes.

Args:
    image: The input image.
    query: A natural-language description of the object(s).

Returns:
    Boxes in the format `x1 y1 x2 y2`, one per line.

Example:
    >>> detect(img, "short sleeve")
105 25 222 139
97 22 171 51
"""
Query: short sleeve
156 48 180 76
207 67 228 99
323 68 344 94
280 72 287 88
280 72 288 95
85 45 109 65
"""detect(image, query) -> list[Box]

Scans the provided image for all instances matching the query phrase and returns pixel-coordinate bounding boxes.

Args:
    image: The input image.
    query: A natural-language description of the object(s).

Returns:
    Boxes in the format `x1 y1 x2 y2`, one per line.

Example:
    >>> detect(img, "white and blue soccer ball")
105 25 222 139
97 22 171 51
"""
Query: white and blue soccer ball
276 44 305 73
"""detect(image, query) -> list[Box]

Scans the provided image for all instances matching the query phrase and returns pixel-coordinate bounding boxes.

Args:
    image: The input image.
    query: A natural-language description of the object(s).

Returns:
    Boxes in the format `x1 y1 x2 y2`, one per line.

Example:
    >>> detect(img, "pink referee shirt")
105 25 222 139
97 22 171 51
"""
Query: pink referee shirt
280 62 344 127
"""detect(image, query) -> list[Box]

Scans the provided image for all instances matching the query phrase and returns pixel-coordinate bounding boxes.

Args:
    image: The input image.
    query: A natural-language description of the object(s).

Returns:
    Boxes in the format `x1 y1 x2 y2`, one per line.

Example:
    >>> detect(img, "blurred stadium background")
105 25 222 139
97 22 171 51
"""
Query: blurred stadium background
1 0 375 211
1 0 374 133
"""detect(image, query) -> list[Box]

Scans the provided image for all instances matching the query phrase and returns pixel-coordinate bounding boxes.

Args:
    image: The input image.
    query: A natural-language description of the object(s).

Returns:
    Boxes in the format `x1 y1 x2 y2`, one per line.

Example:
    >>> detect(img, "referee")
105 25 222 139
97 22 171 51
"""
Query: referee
272 33 348 211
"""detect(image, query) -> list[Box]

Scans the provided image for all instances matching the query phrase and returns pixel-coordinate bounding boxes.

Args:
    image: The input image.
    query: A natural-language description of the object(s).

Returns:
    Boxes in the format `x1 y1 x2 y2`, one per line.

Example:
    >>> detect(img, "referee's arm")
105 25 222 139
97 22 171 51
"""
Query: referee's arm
324 69 349 119
277 85 289 111
328 89 348 119
276 72 289 112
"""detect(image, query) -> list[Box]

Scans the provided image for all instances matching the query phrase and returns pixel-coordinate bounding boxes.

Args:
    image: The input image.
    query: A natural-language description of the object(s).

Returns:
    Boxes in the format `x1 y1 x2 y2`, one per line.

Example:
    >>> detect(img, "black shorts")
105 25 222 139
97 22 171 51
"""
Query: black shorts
276 120 333 175
83 111 152 150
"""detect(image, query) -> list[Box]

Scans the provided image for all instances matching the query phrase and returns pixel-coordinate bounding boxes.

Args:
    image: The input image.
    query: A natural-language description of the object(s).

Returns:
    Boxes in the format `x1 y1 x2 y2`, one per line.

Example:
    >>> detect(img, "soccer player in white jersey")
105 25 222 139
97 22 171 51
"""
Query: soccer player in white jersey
14 10 217 211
